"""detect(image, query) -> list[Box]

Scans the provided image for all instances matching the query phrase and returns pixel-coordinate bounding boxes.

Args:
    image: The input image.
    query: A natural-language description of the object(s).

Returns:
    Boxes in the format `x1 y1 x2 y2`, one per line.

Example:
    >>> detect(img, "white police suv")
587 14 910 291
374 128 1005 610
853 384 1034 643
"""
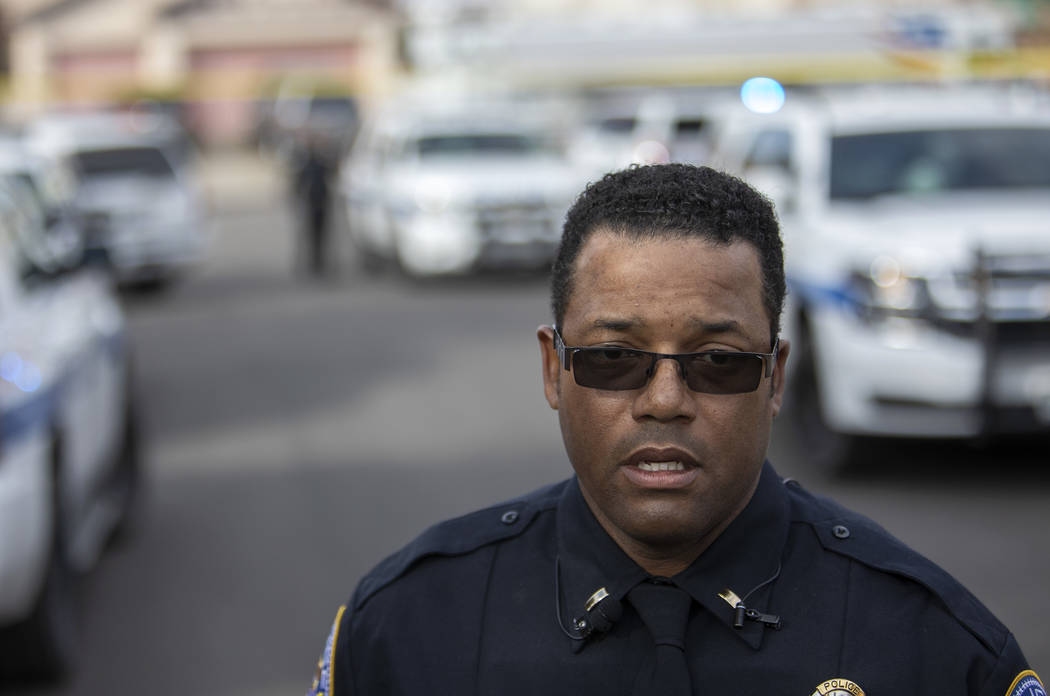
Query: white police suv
0 170 137 679
342 99 579 276
26 110 206 287
709 84 1050 470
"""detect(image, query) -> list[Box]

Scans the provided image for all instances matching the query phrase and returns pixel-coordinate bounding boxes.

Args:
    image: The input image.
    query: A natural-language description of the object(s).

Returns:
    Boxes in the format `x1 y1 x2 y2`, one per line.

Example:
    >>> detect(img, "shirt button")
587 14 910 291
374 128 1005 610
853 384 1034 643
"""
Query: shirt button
501 510 520 525
832 524 851 539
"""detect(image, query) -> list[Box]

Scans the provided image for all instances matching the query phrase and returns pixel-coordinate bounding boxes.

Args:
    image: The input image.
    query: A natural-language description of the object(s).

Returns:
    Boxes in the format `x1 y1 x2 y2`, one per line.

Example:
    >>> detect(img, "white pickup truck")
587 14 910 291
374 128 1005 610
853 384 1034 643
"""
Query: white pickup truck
708 84 1050 470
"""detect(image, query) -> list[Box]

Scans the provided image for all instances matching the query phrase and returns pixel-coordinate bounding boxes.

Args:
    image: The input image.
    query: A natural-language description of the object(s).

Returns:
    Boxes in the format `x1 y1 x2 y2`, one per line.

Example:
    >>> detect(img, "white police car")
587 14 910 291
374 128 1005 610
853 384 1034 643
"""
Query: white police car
709 84 1050 470
0 171 137 679
0 137 83 277
26 110 206 287
342 99 579 276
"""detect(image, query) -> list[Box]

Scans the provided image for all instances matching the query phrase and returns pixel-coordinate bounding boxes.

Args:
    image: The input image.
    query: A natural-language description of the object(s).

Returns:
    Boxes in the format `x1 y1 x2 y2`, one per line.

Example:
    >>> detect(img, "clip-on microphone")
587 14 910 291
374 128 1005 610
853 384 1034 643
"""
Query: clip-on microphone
571 587 623 639
554 556 623 641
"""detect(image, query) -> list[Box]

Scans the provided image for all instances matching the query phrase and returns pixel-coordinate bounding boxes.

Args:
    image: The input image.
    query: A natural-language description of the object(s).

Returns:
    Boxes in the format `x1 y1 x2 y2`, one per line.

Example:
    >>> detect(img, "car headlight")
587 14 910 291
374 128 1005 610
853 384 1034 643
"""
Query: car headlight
412 182 456 215
391 192 454 222
848 256 932 319
389 199 417 222
157 191 190 223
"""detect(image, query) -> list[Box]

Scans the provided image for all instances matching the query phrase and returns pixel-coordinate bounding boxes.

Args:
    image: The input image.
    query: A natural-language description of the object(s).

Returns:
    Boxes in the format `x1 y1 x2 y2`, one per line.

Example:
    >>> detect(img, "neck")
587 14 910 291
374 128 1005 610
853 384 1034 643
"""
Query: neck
626 550 702 578
612 521 730 578
578 474 761 578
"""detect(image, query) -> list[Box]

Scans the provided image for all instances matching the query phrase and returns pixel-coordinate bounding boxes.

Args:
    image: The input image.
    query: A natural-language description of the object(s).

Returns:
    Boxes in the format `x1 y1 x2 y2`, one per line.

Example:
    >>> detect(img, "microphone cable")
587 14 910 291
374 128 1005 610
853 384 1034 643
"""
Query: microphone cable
553 555 586 640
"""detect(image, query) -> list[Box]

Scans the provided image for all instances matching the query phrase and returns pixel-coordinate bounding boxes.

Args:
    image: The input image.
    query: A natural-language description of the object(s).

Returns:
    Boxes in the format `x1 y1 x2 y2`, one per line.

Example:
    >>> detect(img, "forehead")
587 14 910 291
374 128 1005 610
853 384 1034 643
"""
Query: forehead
565 230 769 341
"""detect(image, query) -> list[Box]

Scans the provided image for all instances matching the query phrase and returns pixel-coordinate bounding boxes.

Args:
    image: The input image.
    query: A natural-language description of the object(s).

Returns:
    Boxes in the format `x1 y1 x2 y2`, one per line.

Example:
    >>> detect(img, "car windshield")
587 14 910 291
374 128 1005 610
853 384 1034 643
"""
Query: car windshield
310 97 356 117
830 128 1050 200
596 117 637 134
415 133 551 159
74 147 176 180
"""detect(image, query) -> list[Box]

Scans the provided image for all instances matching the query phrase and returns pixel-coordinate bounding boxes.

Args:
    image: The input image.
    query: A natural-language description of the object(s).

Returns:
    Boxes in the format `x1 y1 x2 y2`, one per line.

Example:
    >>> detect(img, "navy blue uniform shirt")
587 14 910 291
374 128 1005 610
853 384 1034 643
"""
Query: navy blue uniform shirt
307 462 1041 696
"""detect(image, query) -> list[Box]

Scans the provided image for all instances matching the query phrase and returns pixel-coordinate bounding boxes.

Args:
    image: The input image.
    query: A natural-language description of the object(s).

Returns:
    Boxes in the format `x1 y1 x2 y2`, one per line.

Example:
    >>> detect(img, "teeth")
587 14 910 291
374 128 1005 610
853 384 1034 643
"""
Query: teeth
637 461 685 472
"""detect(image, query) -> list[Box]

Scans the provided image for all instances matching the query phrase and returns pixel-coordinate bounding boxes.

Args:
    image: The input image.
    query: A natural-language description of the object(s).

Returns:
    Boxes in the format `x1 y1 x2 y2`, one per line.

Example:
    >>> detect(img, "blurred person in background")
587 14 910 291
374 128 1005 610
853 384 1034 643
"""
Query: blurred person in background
291 133 335 277
305 164 1040 696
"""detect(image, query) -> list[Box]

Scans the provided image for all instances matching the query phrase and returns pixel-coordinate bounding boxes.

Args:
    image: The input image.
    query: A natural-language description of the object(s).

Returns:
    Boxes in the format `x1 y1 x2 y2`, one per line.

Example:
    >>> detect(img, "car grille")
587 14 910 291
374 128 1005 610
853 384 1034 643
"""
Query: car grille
925 252 1050 348
926 252 1048 314
475 201 557 242
935 317 1050 346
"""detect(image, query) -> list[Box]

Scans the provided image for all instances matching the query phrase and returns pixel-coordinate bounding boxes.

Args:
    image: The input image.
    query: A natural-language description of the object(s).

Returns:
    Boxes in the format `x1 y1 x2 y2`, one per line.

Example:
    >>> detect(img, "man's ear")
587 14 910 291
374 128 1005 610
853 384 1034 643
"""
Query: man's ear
537 325 561 410
769 338 790 417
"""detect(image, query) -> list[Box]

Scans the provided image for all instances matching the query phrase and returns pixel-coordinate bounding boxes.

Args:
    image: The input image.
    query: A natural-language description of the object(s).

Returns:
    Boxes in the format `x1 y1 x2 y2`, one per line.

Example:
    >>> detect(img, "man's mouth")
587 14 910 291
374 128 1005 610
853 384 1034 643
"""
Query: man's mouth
621 447 700 489
626 447 699 471
636 460 686 472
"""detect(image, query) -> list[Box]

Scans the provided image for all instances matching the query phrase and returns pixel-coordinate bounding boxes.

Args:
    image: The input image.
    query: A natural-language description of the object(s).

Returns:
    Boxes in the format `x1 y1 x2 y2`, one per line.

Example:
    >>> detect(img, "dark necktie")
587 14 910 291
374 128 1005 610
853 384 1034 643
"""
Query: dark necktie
627 580 693 696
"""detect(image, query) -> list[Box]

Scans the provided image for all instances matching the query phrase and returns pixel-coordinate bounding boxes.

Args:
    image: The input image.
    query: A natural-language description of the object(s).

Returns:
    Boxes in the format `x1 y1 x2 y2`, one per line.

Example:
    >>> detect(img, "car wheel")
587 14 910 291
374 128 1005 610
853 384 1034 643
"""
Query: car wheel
355 245 388 275
392 235 421 279
121 274 175 295
107 393 142 545
0 442 80 681
786 319 856 476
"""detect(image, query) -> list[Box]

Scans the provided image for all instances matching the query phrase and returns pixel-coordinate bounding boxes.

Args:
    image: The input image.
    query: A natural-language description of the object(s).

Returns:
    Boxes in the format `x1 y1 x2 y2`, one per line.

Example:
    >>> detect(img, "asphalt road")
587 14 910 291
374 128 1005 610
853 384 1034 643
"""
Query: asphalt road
5 152 1048 695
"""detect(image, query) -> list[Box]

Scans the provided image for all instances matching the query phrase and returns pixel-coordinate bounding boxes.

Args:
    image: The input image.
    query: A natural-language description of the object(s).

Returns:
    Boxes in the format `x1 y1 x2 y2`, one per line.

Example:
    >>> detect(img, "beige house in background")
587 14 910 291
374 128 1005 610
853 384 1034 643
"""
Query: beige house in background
2 0 1042 143
4 0 400 144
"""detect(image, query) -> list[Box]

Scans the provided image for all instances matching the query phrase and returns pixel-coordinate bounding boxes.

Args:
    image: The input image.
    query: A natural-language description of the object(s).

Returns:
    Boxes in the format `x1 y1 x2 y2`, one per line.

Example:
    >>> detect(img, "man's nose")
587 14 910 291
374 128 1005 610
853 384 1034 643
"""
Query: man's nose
633 357 696 422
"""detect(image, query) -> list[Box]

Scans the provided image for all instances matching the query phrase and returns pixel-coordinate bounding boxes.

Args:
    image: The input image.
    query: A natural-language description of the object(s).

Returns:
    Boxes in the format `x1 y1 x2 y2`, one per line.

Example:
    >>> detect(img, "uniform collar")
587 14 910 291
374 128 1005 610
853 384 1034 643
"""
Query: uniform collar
671 461 790 650
555 461 790 652
555 479 648 653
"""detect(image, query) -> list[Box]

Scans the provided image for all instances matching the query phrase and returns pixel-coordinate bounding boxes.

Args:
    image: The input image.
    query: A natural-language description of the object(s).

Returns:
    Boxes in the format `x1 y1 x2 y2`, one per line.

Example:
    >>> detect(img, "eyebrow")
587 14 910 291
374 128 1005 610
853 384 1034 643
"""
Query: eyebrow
587 317 749 337
688 318 747 336
590 318 639 332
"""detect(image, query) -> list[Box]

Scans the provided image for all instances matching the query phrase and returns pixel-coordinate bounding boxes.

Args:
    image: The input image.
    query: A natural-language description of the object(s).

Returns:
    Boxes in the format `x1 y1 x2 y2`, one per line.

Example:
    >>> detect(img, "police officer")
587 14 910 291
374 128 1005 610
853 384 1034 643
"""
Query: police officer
291 133 334 277
306 164 1042 696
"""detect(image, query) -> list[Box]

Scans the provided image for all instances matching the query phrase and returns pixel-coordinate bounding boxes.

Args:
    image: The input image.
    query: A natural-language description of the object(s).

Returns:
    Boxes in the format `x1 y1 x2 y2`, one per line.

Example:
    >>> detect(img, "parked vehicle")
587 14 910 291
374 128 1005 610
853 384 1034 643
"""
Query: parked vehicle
0 138 83 277
255 92 360 160
568 88 728 181
0 173 137 679
25 111 206 287
708 84 1050 470
341 101 579 276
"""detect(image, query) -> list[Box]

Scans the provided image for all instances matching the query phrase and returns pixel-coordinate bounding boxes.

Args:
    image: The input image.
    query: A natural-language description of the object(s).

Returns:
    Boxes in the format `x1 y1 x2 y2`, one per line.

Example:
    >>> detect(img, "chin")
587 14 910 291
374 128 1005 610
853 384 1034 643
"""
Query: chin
624 506 711 549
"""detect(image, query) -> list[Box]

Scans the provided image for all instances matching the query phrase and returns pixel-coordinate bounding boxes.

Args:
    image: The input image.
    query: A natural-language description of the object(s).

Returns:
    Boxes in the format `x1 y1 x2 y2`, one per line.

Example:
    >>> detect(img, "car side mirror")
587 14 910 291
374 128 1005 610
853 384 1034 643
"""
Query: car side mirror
23 209 86 276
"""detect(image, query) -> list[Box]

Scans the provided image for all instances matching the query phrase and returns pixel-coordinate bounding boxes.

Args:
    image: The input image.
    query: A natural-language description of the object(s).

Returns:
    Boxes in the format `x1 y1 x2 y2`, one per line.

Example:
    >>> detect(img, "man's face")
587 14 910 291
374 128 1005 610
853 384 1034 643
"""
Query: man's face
538 230 789 566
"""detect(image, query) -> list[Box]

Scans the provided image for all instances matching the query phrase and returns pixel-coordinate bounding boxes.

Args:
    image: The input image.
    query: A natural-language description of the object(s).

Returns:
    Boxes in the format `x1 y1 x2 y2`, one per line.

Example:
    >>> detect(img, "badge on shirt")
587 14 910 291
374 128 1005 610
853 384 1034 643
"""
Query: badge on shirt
307 606 346 696
1005 670 1046 696
810 678 865 696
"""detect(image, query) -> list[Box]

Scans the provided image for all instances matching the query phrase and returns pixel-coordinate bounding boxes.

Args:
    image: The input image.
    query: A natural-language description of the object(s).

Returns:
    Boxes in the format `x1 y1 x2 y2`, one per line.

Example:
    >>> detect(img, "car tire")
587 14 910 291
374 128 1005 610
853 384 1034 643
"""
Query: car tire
107 389 142 546
392 236 420 279
786 318 857 476
355 245 388 275
122 274 175 295
0 440 80 681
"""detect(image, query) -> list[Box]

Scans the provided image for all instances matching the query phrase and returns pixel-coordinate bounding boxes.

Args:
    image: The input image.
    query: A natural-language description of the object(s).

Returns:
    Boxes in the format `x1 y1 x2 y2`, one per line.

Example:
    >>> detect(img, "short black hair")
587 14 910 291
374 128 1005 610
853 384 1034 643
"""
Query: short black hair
551 163 785 345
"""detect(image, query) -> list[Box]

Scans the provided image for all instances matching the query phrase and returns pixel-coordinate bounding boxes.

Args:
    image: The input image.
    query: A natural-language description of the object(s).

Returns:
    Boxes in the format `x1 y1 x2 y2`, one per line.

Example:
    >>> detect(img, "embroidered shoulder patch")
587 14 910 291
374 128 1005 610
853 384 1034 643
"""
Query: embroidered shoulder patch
1006 670 1046 696
810 678 865 696
307 606 346 696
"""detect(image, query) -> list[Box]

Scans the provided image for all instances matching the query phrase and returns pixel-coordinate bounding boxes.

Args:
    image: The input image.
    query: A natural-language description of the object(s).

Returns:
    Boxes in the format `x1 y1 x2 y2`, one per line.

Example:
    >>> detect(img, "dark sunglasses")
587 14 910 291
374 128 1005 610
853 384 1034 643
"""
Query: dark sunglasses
553 327 779 395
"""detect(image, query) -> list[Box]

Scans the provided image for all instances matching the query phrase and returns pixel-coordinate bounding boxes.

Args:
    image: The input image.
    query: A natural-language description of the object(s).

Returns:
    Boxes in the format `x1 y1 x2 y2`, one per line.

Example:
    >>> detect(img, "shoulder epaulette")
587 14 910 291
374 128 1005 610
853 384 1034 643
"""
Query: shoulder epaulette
783 479 1009 655
352 479 566 608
